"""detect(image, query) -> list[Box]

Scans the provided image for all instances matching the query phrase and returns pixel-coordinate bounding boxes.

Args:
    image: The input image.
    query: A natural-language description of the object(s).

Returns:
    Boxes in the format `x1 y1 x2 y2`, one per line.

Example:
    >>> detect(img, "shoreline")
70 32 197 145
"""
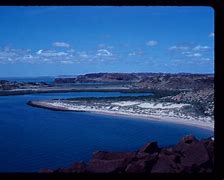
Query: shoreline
0 87 152 96
27 101 214 131
89 111 214 131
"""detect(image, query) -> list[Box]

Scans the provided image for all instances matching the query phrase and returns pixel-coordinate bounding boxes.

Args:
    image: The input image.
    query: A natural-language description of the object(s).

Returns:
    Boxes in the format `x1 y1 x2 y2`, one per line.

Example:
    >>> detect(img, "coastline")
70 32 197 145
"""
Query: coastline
27 100 214 131
90 111 214 131
0 86 151 96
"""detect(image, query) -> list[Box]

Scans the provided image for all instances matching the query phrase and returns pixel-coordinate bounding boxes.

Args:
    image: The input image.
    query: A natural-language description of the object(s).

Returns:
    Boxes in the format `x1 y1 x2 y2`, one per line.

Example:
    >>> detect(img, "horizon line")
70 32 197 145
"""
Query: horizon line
0 72 214 78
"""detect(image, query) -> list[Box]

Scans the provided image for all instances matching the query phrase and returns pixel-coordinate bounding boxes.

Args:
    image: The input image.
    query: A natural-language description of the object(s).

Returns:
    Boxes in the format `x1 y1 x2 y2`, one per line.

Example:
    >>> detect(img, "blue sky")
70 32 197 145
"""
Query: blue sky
0 6 214 77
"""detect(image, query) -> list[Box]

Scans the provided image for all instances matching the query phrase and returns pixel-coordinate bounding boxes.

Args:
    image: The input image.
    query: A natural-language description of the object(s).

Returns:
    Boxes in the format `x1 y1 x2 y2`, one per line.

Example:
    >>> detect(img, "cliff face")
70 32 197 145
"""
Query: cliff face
54 73 214 91
41 135 214 173
54 73 143 83
137 75 213 91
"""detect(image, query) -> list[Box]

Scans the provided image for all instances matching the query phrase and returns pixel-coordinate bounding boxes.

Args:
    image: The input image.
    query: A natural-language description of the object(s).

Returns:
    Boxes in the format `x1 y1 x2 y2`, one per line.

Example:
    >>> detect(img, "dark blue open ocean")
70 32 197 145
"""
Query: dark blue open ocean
0 76 55 83
0 91 213 172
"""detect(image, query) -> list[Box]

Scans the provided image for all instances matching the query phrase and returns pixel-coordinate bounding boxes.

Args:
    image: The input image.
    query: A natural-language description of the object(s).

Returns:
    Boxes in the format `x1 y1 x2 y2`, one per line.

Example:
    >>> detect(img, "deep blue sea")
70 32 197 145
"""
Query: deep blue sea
0 91 213 172
0 76 55 83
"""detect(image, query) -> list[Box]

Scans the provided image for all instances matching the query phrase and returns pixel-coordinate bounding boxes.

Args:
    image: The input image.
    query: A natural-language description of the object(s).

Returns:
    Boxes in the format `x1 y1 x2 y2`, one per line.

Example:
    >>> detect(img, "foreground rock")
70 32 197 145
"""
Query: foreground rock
41 135 214 173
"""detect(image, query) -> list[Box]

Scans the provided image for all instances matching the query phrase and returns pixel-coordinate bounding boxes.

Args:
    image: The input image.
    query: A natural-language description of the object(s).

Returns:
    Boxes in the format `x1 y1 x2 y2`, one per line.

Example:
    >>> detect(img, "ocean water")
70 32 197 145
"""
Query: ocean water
0 92 213 172
0 76 55 83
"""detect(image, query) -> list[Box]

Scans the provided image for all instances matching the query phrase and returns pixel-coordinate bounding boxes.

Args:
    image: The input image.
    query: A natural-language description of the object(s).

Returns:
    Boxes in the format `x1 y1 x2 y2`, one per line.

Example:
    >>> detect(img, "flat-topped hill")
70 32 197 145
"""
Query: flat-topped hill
54 72 214 91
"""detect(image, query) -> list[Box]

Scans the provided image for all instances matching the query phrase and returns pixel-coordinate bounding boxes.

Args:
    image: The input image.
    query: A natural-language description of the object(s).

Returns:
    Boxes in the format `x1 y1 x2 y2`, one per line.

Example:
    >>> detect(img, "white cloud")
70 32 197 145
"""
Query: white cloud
0 47 75 64
60 60 73 64
22 55 33 59
169 43 213 62
0 45 117 64
53 42 70 48
36 49 43 55
170 44 211 52
128 51 144 56
97 49 112 57
146 40 158 47
78 51 89 58
169 46 189 51
186 53 202 57
193 45 210 51
209 32 214 38
0 48 31 63
36 50 68 57
171 57 212 67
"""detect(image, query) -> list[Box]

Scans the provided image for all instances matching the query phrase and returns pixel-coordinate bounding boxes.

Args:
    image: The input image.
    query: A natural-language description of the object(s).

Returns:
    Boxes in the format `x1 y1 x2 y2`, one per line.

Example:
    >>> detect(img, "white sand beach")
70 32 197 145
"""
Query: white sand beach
29 100 214 131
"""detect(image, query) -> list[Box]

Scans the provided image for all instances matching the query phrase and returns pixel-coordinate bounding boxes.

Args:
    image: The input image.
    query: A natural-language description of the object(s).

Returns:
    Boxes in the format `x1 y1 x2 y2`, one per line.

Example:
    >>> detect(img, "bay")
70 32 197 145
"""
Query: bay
0 92 213 172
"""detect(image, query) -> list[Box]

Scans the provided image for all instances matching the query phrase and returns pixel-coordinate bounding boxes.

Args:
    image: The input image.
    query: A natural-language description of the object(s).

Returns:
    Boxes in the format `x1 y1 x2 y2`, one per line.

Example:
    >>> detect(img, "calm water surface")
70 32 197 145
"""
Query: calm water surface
0 92 213 172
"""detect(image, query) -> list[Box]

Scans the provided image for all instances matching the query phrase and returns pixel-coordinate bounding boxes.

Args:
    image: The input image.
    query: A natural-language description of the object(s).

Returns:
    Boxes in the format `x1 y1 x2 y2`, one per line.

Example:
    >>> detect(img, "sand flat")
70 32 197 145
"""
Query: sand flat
28 100 214 131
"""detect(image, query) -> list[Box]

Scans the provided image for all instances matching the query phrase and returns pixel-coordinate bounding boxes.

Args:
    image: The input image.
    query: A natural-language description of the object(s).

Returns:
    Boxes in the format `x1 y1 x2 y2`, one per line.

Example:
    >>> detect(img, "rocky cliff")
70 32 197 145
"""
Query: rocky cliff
54 73 214 91
54 73 143 83
41 135 214 173
137 74 213 91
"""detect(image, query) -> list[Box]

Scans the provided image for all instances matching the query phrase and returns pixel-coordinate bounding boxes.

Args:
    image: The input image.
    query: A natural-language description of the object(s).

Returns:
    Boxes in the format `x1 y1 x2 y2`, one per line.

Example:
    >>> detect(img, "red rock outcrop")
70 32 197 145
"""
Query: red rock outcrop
40 135 214 173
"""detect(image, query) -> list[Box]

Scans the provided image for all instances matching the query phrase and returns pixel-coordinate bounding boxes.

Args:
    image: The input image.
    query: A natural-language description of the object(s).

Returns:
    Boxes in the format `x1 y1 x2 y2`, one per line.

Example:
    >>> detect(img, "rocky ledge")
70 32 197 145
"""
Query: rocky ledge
41 135 214 173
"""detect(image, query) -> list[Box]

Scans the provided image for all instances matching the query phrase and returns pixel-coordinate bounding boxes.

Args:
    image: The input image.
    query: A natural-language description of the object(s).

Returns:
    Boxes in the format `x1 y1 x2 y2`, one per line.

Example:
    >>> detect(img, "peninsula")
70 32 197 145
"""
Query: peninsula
25 73 214 130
